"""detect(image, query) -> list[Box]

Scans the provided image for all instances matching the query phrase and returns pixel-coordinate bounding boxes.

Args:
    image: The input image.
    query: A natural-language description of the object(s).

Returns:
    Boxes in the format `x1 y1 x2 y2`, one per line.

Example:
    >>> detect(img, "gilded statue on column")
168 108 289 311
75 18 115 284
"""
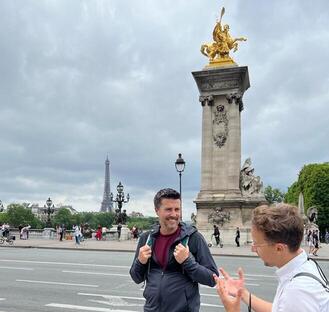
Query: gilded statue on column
201 7 247 67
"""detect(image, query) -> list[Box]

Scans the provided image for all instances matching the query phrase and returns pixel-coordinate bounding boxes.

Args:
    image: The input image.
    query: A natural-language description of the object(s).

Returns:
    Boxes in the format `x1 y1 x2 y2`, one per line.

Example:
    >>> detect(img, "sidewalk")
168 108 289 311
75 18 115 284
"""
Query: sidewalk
1 238 329 260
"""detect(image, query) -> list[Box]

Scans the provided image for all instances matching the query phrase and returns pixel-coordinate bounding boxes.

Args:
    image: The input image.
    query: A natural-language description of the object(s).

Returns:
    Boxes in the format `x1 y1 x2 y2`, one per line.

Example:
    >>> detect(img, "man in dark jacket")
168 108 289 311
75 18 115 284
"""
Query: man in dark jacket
130 188 218 312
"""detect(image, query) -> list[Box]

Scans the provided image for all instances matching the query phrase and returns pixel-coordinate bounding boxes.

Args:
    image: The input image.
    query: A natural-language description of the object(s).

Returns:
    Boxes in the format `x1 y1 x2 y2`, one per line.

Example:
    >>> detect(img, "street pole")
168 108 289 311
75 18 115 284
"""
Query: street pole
175 153 185 221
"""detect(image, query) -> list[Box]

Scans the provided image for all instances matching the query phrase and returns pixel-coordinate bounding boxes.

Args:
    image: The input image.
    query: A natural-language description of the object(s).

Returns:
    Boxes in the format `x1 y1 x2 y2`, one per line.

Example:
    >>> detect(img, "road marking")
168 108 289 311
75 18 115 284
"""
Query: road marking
0 259 129 269
78 293 224 308
63 270 129 277
16 279 98 288
201 303 224 307
244 273 275 279
78 293 144 301
0 266 33 271
88 299 143 307
0 298 6 300
46 303 137 312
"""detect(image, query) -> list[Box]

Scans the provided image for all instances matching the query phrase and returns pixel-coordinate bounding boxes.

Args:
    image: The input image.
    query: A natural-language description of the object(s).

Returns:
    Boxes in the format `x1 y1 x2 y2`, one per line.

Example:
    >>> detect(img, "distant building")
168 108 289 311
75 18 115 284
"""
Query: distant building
29 203 77 223
100 156 113 212
129 211 144 218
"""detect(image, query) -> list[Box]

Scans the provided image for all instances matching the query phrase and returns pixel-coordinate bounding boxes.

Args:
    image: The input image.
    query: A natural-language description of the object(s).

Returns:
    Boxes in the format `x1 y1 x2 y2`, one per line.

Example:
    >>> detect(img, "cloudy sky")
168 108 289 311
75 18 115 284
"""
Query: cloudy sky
0 0 328 219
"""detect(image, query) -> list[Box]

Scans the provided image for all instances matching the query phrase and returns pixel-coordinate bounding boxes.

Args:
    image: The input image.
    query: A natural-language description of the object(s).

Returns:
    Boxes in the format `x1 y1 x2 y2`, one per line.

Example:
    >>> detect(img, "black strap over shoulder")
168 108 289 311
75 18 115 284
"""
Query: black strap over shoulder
292 257 329 292
293 272 329 291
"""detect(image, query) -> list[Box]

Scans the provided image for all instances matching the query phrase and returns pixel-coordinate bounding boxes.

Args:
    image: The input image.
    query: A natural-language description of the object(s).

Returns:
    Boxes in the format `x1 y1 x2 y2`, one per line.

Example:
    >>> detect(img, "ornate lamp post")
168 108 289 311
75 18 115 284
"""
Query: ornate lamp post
111 182 130 214
0 200 4 212
175 153 186 220
43 197 55 227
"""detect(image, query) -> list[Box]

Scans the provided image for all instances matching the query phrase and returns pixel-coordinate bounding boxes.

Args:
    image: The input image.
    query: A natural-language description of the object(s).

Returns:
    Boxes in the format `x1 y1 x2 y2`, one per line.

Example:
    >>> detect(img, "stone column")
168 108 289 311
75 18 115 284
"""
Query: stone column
192 66 249 201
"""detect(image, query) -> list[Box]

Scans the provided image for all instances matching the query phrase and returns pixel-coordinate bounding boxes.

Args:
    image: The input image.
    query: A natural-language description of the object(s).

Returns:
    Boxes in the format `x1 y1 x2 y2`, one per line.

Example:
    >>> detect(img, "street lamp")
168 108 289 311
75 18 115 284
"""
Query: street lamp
110 182 130 214
43 197 55 227
175 153 186 220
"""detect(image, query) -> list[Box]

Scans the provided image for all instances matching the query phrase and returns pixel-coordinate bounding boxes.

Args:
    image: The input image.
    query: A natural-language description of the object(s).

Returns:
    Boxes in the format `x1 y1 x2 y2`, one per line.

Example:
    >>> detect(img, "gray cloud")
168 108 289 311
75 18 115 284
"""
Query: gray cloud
0 0 328 218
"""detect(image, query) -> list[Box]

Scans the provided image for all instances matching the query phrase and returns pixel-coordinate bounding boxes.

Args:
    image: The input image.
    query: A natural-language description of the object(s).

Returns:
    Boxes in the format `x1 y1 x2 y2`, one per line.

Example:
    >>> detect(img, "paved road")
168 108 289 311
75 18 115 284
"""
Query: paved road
0 248 328 312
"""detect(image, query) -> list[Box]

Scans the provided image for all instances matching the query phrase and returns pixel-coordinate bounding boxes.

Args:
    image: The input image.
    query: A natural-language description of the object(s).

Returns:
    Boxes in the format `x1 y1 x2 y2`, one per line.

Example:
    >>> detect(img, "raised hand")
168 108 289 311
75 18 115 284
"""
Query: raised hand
174 243 189 264
219 267 245 297
138 244 152 264
214 274 242 312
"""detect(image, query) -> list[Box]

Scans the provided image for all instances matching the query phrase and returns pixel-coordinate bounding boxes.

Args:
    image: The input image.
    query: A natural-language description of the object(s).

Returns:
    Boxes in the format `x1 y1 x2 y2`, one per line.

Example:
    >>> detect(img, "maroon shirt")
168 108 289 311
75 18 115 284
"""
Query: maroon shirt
154 227 181 269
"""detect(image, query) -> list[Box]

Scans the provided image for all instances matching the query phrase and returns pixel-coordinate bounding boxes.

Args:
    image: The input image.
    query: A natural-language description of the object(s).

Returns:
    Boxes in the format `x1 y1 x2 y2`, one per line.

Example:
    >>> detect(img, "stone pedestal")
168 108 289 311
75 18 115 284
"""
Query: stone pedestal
110 224 130 240
192 66 266 236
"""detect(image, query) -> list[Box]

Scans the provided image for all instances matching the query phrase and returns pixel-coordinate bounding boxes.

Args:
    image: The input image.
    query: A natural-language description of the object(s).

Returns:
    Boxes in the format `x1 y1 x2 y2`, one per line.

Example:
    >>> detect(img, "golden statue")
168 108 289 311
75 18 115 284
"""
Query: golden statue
201 7 247 67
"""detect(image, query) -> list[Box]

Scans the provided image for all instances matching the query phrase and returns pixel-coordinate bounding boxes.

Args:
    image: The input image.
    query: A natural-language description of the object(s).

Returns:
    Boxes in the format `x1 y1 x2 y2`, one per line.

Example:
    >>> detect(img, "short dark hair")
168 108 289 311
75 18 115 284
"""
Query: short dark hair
154 188 180 209
252 204 304 252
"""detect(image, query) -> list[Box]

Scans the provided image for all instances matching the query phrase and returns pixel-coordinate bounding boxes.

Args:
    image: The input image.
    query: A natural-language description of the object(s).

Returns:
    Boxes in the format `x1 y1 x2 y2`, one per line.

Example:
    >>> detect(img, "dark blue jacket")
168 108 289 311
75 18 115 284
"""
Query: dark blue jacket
129 223 218 312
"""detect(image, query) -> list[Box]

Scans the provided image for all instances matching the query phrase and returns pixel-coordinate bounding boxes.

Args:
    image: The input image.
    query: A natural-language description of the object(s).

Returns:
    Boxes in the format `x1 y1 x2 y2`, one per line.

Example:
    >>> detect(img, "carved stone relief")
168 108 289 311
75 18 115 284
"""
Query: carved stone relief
226 92 244 111
208 207 231 227
200 79 239 91
199 95 214 106
213 104 228 148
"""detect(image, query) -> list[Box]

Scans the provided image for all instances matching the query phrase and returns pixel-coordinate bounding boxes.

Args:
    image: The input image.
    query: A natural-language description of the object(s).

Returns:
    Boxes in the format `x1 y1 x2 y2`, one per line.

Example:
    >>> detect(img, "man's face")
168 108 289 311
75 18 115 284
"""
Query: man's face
156 198 180 235
251 226 278 267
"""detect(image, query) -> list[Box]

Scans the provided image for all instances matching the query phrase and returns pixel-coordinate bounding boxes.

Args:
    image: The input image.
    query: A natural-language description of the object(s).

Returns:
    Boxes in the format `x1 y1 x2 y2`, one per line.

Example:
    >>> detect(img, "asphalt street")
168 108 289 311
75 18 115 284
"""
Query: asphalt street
0 248 328 312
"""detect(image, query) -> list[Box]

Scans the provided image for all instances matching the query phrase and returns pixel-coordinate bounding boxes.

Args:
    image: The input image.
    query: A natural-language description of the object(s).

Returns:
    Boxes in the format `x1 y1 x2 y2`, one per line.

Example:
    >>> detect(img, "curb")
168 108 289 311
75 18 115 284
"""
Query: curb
1 244 328 261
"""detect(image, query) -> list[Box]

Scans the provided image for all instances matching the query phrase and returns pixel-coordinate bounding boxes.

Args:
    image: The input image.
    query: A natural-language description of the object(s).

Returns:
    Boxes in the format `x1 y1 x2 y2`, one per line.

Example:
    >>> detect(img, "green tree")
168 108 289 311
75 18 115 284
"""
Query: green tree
285 162 329 236
53 208 74 228
127 216 158 230
6 203 44 228
0 212 9 224
264 185 285 204
284 181 299 206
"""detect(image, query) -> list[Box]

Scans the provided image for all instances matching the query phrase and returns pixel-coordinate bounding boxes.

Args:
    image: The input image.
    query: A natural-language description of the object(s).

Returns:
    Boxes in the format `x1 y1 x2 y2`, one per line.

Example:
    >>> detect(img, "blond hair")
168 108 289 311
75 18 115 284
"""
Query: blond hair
252 204 304 252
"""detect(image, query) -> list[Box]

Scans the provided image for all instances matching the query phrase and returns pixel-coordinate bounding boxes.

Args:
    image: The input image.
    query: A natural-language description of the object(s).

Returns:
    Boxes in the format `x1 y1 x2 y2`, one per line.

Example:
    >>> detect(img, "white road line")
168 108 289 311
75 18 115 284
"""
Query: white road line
0 259 129 269
0 298 6 300
244 273 275 278
78 293 144 301
16 279 98 288
78 292 224 308
201 303 224 307
63 270 129 277
46 303 137 312
0 266 33 271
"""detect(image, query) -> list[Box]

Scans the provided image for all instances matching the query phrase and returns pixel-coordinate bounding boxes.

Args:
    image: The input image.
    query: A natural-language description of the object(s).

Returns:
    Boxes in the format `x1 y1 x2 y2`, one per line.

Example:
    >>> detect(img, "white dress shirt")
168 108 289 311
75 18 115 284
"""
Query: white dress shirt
272 249 329 312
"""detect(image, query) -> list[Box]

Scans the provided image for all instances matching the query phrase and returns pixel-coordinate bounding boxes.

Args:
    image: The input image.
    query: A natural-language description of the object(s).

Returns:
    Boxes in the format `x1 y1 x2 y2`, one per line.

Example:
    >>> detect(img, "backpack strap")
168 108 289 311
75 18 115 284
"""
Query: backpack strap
292 272 329 291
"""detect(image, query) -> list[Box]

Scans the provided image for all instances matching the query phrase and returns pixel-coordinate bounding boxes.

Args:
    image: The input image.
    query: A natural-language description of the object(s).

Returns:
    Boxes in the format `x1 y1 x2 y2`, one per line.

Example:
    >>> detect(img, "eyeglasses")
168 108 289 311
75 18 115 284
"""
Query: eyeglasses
251 241 272 250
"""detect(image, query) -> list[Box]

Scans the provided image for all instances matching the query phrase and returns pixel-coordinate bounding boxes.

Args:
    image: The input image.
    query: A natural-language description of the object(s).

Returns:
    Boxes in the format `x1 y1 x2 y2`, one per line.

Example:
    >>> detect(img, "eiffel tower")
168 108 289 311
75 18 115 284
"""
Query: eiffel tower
100 156 113 212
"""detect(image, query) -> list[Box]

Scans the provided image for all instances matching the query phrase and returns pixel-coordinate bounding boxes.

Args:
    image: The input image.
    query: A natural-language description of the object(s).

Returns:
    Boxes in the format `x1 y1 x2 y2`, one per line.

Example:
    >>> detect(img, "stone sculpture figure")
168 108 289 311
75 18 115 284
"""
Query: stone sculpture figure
191 212 197 225
307 206 318 224
208 207 230 227
114 209 127 225
201 7 246 65
240 158 263 196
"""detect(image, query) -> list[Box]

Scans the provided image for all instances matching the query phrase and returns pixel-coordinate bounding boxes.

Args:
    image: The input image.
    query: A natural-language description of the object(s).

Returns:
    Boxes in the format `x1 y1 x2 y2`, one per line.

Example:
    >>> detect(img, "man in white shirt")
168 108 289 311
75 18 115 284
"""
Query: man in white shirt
214 204 329 312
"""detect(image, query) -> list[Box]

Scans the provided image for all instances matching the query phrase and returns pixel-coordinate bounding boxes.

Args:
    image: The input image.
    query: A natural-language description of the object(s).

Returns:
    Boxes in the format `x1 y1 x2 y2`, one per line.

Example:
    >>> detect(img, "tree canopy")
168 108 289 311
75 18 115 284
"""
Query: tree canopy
285 162 329 234
264 185 285 204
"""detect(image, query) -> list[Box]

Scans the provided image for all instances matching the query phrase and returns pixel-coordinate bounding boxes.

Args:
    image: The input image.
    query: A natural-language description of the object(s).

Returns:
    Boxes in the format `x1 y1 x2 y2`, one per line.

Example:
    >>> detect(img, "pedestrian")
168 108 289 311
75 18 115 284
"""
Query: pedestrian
312 229 319 256
235 227 240 247
21 225 30 240
307 229 314 255
325 229 329 244
73 224 81 245
18 225 23 239
214 204 329 312
95 225 102 240
130 188 218 312
213 224 220 246
59 224 64 241
117 223 122 240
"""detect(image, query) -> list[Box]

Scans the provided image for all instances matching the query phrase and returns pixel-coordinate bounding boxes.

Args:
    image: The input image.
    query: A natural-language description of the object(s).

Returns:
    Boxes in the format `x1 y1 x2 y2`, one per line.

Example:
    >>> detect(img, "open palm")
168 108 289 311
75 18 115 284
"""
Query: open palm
219 267 245 297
